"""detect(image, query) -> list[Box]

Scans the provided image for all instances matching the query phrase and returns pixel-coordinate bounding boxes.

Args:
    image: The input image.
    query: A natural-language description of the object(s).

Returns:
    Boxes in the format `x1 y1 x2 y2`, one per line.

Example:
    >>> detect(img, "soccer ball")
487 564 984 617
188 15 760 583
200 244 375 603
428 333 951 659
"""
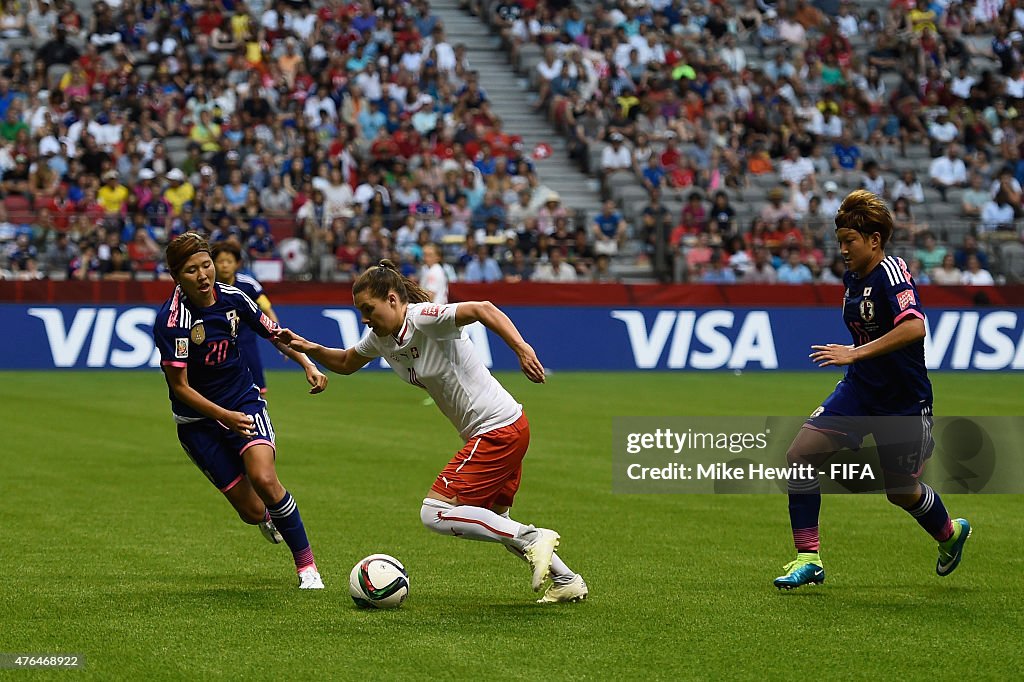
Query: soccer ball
348 554 410 609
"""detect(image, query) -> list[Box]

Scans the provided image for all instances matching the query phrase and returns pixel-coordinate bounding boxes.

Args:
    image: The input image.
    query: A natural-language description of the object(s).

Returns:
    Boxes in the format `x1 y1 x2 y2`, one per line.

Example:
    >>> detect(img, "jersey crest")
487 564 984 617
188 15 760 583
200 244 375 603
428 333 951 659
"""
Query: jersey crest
227 310 239 338
190 321 206 345
859 299 875 322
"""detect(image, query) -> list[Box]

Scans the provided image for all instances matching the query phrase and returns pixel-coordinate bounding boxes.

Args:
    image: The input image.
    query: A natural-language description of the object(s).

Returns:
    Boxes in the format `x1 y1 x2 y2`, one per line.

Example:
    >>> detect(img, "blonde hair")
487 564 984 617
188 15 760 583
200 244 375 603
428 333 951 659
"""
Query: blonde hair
834 190 893 247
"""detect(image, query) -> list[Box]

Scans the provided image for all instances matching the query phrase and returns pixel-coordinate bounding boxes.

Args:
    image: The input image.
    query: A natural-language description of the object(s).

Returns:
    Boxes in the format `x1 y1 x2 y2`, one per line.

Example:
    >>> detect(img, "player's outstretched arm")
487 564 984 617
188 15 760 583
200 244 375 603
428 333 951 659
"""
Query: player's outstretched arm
270 337 329 394
273 328 372 376
810 317 926 367
455 301 546 383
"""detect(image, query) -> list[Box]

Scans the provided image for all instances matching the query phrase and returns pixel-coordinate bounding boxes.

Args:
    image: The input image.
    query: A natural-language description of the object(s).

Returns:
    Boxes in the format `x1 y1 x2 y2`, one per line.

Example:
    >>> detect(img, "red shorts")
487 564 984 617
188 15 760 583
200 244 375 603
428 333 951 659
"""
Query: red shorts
430 413 530 508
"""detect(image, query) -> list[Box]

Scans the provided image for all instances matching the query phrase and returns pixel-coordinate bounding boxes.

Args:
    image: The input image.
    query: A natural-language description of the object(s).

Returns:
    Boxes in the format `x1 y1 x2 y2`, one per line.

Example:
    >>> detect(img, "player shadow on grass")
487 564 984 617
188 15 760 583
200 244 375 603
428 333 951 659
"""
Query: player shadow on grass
432 602 577 615
150 577 293 600
777 584 979 603
774 590 827 599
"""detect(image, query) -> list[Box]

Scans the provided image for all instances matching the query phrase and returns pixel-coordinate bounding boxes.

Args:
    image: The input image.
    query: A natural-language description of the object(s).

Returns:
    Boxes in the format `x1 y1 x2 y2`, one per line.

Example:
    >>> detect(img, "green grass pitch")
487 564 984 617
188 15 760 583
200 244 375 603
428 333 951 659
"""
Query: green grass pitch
3 371 1022 679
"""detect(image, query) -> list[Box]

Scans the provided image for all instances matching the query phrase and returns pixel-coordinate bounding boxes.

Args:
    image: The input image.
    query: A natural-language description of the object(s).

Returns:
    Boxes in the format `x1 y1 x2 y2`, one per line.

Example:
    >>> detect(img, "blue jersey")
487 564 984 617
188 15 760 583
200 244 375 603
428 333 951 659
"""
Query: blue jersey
841 255 932 414
229 273 268 389
229 273 265 340
153 282 279 420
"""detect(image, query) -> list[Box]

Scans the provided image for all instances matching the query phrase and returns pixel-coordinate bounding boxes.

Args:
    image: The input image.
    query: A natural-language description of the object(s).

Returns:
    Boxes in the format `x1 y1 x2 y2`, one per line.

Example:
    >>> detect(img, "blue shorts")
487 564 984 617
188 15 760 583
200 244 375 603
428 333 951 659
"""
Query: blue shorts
238 336 266 391
805 379 934 478
177 390 276 491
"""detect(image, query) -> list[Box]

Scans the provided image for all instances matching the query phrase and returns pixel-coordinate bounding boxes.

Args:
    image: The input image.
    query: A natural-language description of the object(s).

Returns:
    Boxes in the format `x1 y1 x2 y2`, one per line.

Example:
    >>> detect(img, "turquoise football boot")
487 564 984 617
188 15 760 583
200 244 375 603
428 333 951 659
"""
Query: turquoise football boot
937 518 972 577
773 553 825 590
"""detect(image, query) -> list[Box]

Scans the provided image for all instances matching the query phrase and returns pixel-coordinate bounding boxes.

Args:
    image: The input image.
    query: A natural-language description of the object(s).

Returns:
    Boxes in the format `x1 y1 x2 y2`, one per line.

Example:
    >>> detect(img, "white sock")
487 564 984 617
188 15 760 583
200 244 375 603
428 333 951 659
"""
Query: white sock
500 510 577 585
420 499 530 545
420 500 577 584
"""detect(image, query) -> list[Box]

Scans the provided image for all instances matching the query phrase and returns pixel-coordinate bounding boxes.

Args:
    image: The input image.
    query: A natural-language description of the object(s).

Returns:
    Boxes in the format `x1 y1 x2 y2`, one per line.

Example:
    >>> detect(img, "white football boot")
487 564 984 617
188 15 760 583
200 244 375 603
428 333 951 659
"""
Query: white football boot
298 565 324 589
521 528 560 592
537 574 589 604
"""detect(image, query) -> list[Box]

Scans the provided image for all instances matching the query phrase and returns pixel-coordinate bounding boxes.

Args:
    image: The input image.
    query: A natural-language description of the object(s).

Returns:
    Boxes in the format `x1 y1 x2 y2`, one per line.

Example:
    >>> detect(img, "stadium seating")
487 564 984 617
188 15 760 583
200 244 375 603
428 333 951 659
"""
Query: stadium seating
1 0 1022 286
466 0 1024 284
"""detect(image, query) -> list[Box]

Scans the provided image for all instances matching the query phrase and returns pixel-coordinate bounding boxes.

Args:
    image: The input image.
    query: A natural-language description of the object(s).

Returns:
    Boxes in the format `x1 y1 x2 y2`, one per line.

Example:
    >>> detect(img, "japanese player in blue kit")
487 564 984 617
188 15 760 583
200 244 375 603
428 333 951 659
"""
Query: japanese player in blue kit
211 241 279 395
153 233 330 589
774 190 972 590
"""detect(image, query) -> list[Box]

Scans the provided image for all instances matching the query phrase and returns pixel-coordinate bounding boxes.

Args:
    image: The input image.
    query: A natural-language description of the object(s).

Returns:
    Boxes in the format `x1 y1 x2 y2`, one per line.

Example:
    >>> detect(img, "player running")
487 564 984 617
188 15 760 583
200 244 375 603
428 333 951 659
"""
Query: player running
774 190 971 590
274 260 588 603
153 233 329 589
211 241 279 394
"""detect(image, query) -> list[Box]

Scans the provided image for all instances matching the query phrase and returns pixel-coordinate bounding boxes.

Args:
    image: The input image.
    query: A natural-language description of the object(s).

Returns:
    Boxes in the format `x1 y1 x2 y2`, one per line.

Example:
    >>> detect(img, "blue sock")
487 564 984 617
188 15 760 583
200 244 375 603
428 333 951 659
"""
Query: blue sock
267 491 316 571
788 478 822 552
905 483 954 542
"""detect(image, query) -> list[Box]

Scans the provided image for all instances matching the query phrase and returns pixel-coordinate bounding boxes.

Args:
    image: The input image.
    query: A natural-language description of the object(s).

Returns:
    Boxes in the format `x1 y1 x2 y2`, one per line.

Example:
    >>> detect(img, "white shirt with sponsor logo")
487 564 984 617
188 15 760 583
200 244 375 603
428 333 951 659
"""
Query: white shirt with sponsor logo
354 303 522 441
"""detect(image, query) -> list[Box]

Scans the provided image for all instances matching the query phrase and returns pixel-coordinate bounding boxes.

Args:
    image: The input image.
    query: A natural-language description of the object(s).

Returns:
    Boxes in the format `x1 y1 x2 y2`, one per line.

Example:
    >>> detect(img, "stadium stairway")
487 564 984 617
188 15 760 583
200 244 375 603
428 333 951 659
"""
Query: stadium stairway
429 0 606 235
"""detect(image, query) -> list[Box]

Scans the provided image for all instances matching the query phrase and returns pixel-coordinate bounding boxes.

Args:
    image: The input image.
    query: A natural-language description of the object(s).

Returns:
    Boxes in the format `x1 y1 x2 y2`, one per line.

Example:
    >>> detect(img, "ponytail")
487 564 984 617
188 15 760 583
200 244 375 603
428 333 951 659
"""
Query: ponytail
353 259 434 304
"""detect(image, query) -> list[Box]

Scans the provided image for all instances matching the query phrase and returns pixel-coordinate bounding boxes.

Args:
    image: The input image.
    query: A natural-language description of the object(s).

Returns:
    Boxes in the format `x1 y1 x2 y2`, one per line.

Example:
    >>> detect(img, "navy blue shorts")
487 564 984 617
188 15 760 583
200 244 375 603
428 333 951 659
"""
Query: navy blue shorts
177 390 276 491
805 379 934 477
238 336 266 391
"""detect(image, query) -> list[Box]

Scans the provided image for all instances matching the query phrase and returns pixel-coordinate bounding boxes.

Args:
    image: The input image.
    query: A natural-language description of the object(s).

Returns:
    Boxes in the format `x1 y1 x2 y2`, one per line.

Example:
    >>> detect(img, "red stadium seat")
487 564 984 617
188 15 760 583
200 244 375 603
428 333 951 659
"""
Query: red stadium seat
7 211 35 225
3 195 31 212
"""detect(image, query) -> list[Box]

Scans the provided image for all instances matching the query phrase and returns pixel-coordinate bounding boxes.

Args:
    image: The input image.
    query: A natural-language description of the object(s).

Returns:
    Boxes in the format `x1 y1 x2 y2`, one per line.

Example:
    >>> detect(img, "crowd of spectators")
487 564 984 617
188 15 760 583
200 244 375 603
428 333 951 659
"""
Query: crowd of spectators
3 0 1024 285
493 0 1024 283
0 0 615 284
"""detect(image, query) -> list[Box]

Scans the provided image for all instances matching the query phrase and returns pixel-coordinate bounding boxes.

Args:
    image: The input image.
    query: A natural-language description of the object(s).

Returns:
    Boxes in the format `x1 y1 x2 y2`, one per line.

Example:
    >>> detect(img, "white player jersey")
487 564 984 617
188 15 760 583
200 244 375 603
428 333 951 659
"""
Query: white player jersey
419 263 448 304
354 303 522 441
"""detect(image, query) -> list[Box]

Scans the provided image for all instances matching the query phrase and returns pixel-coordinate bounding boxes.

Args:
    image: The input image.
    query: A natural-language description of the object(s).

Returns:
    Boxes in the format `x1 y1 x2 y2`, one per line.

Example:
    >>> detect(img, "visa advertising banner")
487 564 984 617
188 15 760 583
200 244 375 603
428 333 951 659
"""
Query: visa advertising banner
3 305 1023 371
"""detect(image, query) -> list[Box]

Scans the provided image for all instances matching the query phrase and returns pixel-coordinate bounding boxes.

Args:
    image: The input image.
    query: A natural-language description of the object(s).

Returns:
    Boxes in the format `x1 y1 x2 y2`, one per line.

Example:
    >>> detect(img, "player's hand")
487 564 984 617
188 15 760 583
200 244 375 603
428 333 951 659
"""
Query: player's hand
810 343 858 367
516 343 546 383
305 366 328 394
273 327 316 354
223 411 256 436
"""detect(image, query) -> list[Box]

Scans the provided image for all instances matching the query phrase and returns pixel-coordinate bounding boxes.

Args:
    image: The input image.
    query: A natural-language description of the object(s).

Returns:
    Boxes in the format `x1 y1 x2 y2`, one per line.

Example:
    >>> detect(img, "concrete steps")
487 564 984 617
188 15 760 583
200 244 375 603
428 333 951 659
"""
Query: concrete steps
430 0 605 227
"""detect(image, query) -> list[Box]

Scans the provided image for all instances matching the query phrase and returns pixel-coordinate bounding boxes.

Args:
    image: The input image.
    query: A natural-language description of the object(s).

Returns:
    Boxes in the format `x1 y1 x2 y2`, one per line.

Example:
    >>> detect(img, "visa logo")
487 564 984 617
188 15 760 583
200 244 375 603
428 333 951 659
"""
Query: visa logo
611 310 778 369
925 311 1024 370
29 307 159 368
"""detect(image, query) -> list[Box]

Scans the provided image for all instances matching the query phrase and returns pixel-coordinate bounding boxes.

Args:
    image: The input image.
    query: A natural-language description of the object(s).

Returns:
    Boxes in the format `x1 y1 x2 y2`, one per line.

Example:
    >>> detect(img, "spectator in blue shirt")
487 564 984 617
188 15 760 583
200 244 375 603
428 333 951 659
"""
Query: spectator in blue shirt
474 142 498 176
591 199 628 255
414 3 439 38
0 78 16 121
470 192 506 233
246 223 275 260
831 130 862 186
641 155 667 193
357 100 387 141
463 244 503 282
776 249 814 284
701 249 737 283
